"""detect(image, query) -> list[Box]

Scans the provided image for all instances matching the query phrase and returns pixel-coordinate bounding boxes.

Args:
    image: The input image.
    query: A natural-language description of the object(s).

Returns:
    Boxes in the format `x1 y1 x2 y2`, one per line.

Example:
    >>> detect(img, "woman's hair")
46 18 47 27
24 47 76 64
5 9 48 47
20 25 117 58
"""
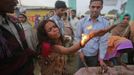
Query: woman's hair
37 19 64 45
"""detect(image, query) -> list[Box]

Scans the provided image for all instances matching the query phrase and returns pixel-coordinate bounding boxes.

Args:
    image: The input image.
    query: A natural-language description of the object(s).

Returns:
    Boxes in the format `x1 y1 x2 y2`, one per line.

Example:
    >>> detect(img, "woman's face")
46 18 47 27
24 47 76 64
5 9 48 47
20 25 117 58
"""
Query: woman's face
44 21 61 40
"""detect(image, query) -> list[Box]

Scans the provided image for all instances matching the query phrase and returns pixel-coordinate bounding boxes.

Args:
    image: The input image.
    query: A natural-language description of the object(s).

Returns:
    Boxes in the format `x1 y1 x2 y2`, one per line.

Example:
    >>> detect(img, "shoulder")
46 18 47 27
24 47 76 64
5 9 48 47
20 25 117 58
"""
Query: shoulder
41 42 52 57
49 16 58 23
99 16 109 26
42 42 51 49
78 16 89 24
99 16 109 22
49 16 54 20
49 15 57 20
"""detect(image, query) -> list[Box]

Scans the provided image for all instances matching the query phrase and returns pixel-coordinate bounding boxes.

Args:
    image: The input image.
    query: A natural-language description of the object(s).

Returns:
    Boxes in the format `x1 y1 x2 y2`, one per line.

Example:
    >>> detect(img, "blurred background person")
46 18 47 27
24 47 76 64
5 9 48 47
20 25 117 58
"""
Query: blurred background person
112 14 134 65
50 0 67 36
62 12 74 47
69 10 79 43
18 13 38 51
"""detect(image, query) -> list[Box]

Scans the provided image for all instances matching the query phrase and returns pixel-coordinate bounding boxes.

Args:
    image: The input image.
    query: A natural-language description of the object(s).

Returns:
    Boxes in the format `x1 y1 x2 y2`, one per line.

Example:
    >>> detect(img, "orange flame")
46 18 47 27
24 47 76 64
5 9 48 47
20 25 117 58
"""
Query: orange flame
80 25 94 47
80 33 95 47
81 34 88 46
80 25 117 47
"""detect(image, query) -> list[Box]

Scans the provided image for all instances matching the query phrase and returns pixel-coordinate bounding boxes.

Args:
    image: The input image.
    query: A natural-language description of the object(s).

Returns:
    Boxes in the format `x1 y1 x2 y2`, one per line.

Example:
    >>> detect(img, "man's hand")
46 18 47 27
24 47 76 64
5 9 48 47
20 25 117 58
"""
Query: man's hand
80 25 117 47
99 59 108 73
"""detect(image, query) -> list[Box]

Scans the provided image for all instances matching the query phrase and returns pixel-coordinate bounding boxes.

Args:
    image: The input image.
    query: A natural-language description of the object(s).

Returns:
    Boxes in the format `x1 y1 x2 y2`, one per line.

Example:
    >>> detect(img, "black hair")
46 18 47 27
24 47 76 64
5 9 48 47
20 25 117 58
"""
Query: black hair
55 0 67 9
71 10 76 14
124 14 131 20
37 19 64 45
90 0 103 5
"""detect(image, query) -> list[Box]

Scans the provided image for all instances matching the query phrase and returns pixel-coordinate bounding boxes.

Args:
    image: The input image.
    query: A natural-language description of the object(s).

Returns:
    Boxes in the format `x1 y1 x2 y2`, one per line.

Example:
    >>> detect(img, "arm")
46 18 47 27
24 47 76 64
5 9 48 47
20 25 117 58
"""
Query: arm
53 28 112 55
98 19 110 72
98 22 115 60
99 33 109 60
53 42 81 54
98 32 109 73
75 19 83 42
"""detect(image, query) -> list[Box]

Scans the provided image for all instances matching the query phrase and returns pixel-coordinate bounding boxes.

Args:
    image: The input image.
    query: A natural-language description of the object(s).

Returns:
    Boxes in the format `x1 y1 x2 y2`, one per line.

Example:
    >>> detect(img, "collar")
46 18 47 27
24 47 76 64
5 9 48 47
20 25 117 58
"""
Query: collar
87 16 103 22
54 15 61 20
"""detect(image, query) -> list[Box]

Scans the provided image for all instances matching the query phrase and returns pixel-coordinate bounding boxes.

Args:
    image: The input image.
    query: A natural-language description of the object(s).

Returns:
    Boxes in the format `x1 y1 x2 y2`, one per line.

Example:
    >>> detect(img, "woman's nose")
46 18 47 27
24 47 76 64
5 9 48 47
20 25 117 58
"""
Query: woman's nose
52 27 58 32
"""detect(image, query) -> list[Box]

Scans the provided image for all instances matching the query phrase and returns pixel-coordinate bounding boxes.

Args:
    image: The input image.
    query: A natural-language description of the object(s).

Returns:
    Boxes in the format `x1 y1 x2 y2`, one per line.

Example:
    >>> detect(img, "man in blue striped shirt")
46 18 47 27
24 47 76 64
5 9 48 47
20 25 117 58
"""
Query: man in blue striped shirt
76 0 110 68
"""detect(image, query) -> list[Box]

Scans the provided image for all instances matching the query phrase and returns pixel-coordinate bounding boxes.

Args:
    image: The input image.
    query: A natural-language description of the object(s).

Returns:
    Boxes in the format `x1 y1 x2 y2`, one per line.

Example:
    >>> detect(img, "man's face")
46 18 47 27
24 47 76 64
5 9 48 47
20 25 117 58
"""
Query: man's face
89 1 102 19
71 11 76 17
18 15 26 23
0 0 18 13
56 8 67 18
123 16 130 24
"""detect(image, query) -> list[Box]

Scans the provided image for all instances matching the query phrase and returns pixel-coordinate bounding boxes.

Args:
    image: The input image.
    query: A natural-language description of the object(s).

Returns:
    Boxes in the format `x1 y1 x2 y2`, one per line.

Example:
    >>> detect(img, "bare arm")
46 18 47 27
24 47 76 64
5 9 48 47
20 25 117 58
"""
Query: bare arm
53 42 81 54
52 25 116 55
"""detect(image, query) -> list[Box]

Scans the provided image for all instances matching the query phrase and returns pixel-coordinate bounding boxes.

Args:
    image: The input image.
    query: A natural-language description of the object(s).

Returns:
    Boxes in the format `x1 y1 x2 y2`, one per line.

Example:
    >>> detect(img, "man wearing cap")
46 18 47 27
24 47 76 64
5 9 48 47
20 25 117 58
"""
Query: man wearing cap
50 0 67 36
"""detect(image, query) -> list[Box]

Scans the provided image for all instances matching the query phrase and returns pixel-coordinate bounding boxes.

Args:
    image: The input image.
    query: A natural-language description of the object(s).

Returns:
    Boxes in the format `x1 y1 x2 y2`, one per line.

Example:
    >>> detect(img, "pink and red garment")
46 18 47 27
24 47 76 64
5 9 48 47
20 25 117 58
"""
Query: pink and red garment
41 42 52 57
104 36 133 60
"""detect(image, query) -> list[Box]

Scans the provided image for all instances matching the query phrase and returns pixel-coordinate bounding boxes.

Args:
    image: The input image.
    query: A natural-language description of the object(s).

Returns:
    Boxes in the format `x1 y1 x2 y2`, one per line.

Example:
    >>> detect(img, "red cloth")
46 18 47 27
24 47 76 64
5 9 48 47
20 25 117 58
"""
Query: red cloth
41 42 52 57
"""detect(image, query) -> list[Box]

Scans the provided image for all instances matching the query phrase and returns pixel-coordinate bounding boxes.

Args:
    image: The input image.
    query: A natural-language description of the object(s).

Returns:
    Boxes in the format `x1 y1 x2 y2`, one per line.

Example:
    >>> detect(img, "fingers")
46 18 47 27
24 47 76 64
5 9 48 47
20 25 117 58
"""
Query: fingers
100 64 108 73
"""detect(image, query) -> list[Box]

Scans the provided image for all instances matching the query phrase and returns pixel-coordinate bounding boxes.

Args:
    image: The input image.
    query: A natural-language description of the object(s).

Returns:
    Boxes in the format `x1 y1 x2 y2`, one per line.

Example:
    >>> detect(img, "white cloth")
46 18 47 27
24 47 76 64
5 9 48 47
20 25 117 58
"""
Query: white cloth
21 22 38 50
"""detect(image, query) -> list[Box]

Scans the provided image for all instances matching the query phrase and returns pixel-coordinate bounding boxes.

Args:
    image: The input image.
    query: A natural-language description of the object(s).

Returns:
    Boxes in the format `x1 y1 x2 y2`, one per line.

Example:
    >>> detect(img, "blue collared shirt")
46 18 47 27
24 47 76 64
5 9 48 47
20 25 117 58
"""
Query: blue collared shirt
50 15 64 36
76 16 110 59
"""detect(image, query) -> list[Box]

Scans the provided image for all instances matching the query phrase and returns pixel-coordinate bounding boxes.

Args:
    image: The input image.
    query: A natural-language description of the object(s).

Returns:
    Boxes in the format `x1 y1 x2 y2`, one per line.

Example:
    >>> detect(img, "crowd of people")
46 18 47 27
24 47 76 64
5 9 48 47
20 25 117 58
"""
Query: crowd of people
0 0 134 75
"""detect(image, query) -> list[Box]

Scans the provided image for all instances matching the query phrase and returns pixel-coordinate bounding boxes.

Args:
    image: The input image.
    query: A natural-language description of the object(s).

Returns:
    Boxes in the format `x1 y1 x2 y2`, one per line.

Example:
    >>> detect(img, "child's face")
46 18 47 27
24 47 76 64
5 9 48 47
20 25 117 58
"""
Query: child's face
44 21 61 40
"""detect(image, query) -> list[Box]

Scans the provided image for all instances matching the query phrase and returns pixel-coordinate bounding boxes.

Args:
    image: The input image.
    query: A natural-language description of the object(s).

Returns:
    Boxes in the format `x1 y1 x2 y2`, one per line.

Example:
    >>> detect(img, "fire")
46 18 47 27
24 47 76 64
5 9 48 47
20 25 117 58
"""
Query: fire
81 34 88 47
80 33 95 47
80 25 94 47
80 25 117 47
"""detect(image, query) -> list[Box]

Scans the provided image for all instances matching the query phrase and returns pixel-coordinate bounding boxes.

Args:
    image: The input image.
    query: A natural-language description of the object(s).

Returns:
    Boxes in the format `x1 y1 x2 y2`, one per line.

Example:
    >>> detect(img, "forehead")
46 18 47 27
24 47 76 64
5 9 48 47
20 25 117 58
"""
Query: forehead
124 16 130 18
18 15 25 18
123 16 130 20
45 21 55 29
57 8 67 11
90 1 102 6
71 11 75 14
